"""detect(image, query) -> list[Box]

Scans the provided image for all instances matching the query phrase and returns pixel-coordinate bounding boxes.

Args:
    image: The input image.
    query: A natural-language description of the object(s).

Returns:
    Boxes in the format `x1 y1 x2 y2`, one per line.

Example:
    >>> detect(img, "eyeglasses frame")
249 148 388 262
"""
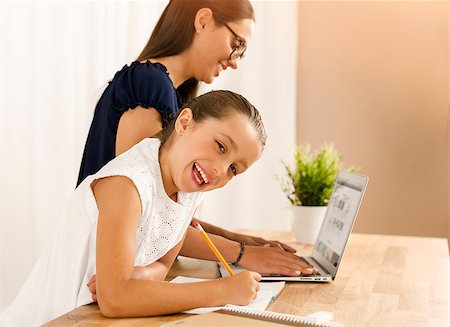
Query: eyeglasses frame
222 23 247 61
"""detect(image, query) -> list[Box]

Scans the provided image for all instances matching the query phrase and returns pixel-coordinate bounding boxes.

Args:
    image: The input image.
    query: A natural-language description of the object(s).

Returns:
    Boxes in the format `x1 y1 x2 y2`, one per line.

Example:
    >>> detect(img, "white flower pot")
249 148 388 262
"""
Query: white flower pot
291 206 327 244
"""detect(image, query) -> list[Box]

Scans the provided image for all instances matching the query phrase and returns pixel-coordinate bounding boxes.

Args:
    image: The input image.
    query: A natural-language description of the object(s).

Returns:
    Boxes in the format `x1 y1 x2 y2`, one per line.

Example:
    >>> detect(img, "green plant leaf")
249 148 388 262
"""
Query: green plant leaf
278 143 356 206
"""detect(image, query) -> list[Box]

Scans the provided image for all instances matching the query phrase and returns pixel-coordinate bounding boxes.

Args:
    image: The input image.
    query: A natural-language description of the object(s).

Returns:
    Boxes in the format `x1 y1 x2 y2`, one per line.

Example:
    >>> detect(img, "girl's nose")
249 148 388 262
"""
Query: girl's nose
214 163 229 179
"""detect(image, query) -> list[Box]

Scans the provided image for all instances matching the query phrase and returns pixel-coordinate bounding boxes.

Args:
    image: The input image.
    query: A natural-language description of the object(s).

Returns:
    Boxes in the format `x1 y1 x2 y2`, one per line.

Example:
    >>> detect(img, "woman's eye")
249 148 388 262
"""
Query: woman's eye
230 164 237 175
216 141 225 153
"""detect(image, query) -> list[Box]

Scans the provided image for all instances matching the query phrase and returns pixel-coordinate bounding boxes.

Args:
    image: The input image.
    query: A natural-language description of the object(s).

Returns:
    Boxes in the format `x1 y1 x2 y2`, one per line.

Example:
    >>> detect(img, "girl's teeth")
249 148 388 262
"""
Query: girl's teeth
194 163 209 184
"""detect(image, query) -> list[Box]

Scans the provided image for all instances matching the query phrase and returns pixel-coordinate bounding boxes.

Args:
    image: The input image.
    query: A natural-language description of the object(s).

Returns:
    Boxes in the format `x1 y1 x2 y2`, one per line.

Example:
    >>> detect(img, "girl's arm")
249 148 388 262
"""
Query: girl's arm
93 176 260 317
131 238 185 282
87 240 185 302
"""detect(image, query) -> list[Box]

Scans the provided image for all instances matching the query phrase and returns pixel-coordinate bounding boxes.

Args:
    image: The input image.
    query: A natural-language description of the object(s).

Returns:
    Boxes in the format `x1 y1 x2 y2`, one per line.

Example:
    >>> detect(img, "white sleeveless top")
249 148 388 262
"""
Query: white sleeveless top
0 138 203 326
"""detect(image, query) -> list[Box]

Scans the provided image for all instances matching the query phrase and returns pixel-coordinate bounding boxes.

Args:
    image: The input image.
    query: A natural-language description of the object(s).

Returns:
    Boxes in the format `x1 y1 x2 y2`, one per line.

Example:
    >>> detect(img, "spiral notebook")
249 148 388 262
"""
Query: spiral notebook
170 276 285 314
162 305 342 326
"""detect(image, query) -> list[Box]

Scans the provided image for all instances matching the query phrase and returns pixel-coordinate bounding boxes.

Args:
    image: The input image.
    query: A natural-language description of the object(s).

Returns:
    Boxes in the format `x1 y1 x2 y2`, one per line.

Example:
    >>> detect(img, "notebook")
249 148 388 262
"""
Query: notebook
219 170 369 282
161 305 343 327
169 276 285 314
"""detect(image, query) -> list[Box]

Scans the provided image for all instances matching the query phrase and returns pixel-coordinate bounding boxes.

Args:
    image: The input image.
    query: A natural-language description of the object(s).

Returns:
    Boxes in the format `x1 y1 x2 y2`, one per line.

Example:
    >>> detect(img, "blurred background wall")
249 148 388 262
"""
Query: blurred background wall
296 1 448 238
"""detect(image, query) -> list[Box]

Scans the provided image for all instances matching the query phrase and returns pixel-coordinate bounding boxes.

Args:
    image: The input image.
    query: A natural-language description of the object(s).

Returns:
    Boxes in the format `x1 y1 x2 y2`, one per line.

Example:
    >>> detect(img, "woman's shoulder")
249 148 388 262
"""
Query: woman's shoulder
115 60 174 88
109 61 180 113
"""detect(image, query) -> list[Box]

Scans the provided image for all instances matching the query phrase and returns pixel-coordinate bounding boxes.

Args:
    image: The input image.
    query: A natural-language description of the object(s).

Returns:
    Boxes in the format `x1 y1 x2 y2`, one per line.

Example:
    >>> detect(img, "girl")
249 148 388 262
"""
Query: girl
0 91 265 326
77 0 314 281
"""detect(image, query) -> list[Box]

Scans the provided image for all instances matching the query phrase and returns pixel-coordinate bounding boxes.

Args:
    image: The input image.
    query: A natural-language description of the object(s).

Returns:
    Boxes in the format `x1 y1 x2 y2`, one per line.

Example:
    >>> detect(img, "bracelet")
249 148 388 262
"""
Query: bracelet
232 242 246 267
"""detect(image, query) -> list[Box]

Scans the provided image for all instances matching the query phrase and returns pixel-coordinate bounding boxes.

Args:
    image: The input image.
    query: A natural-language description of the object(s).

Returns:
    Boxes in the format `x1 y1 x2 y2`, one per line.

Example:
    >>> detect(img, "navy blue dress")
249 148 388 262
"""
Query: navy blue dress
77 61 182 186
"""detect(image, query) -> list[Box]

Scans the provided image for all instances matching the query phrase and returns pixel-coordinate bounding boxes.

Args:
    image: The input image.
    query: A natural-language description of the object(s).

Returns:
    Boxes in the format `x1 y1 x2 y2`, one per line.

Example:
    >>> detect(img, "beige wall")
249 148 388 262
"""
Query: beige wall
297 1 448 238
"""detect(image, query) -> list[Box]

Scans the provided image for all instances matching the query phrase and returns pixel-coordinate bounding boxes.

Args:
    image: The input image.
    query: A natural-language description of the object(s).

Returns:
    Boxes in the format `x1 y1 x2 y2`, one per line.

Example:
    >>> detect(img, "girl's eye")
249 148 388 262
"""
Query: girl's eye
216 141 225 153
230 164 237 175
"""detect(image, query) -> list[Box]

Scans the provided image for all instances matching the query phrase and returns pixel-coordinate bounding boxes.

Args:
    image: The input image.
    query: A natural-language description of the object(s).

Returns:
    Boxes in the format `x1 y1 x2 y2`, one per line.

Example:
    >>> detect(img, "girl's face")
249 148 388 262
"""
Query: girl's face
191 17 254 83
161 109 261 197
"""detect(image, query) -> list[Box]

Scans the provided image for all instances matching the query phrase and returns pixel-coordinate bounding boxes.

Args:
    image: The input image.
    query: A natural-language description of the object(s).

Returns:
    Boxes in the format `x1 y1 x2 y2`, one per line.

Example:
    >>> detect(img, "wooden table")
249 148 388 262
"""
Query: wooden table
45 232 449 326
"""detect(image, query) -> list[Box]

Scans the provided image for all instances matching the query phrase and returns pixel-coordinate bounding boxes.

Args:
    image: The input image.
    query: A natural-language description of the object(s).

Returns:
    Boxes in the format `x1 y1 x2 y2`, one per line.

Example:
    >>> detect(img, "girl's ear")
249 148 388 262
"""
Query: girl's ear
194 8 213 33
175 108 193 134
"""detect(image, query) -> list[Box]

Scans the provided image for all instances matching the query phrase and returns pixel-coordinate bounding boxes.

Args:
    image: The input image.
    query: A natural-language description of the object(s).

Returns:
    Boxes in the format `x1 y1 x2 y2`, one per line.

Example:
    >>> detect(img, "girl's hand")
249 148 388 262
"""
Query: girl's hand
239 246 317 276
86 275 97 302
220 271 262 305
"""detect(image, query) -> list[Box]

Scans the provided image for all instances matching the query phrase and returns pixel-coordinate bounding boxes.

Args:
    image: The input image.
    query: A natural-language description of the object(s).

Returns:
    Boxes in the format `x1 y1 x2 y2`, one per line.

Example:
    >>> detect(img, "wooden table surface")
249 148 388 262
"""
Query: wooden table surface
45 232 449 327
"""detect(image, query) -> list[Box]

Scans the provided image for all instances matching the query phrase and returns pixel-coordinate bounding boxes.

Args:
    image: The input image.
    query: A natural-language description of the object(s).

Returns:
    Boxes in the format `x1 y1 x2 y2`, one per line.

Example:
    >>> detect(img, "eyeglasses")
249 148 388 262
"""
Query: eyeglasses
223 23 247 61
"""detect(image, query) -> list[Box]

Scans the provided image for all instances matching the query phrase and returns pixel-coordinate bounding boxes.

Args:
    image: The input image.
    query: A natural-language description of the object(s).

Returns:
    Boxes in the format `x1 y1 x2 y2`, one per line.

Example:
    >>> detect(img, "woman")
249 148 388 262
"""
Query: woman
78 0 314 291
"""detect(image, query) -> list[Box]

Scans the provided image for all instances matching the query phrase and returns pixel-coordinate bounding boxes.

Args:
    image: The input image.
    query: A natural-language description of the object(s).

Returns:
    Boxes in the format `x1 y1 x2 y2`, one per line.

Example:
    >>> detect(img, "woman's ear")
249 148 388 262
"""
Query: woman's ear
194 8 213 33
175 108 193 134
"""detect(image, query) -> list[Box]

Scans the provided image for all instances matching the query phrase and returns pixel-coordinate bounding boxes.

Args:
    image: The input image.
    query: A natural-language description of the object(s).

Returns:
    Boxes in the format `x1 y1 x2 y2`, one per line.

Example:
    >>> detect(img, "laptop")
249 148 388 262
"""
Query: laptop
219 170 369 282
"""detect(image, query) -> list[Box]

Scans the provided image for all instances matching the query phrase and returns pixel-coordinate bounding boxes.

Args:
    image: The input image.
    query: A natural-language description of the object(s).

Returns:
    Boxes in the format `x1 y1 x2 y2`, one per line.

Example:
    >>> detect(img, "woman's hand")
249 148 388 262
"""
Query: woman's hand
238 246 316 276
219 271 261 306
223 231 296 253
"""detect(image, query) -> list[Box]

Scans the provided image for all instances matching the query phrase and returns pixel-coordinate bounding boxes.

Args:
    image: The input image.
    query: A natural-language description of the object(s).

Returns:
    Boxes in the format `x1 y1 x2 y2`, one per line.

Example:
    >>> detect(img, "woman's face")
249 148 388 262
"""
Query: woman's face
191 18 254 83
161 108 261 197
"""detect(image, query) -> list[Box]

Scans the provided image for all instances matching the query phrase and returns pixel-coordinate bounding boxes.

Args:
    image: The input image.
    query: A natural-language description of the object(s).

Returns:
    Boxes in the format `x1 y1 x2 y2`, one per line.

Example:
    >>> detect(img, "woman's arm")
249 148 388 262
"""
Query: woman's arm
180 225 315 276
93 176 260 317
116 106 163 156
194 218 296 252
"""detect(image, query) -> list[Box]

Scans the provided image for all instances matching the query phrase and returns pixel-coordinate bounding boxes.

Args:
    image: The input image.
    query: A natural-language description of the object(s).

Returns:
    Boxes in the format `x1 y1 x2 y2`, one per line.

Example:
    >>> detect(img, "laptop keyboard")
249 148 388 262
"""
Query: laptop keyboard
300 271 321 277
264 270 322 278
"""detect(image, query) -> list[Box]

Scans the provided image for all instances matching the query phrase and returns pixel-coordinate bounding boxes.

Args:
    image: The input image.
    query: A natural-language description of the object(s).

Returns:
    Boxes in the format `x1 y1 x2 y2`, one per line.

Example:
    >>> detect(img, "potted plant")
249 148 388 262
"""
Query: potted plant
279 143 352 244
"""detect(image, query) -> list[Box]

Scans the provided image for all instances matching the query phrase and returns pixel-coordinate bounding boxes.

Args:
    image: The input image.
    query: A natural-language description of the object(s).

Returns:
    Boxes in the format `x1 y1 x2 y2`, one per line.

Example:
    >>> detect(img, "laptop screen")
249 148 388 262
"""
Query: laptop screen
312 171 368 277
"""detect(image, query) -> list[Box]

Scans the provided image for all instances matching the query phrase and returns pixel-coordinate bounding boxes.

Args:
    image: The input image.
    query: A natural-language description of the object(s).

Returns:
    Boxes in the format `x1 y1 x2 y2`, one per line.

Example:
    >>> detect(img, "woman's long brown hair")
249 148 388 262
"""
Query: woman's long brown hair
137 0 255 104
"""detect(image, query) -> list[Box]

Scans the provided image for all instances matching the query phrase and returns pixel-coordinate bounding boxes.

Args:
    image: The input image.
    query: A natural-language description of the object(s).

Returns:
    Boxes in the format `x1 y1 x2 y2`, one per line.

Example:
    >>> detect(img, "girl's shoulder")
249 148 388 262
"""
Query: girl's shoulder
109 138 160 173
86 138 161 212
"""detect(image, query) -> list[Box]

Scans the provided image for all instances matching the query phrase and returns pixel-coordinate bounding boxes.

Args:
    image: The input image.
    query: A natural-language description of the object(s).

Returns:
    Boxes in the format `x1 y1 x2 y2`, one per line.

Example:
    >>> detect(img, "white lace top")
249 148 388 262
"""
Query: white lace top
0 138 203 326
84 138 203 266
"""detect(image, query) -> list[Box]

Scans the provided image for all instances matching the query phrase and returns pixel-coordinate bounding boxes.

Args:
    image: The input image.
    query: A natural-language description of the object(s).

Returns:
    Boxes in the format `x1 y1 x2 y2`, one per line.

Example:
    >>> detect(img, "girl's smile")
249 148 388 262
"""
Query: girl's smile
159 108 262 198
192 162 210 187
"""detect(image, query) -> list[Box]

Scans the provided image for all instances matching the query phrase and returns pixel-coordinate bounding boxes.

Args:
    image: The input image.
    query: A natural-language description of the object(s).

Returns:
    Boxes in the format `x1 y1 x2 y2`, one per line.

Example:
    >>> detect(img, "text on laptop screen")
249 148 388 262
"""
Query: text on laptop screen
315 175 366 268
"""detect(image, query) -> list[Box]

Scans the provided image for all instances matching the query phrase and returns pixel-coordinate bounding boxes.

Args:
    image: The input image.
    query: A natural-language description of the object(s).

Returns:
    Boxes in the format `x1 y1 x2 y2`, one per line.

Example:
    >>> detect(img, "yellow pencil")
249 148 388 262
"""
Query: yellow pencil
192 220 235 276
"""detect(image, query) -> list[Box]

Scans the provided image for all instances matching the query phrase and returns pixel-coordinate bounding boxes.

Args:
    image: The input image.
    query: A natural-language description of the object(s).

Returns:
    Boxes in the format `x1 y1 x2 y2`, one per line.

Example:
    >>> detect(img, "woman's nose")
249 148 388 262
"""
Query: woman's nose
228 58 239 70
